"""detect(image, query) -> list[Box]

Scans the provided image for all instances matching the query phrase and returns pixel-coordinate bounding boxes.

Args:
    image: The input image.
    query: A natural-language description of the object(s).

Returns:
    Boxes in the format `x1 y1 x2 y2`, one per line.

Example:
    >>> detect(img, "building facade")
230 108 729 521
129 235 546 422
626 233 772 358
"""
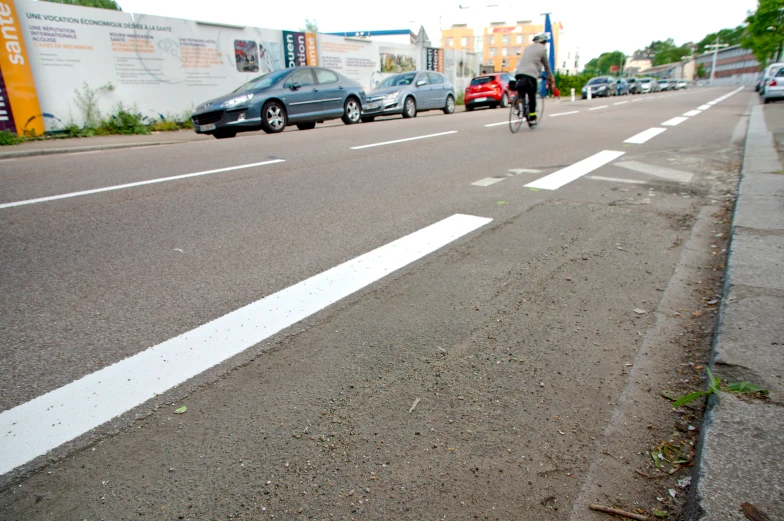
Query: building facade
694 44 761 85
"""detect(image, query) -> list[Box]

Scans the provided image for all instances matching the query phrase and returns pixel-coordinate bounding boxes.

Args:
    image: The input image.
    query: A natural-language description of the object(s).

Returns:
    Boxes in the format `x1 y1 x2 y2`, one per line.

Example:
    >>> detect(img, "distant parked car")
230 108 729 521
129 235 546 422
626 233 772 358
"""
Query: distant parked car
675 80 688 90
464 73 515 110
361 71 456 121
658 79 672 91
582 76 616 98
759 62 784 97
755 74 765 92
627 77 642 94
191 67 366 138
761 65 784 104
616 78 630 96
638 77 658 93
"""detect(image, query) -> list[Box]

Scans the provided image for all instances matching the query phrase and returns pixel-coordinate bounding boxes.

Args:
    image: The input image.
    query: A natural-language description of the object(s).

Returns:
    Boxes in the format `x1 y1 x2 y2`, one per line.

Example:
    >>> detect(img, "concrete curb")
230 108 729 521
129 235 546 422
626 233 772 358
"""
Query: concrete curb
0 141 188 159
686 98 784 520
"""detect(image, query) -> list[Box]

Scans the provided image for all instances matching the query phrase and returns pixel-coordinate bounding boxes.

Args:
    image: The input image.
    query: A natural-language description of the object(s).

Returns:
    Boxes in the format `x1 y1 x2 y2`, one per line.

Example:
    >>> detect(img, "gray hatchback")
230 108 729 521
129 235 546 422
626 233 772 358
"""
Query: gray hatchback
191 67 366 139
360 71 456 122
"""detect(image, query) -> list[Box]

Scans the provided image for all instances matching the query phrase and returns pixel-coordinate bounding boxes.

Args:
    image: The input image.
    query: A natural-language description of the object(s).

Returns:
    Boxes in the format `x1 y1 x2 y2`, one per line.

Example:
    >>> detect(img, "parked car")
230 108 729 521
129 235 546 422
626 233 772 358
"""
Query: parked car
755 74 765 92
658 79 672 91
627 77 642 94
191 67 366 138
638 77 657 93
616 78 630 96
675 80 688 90
761 65 784 104
759 62 784 97
582 76 616 98
361 71 456 121
464 73 515 110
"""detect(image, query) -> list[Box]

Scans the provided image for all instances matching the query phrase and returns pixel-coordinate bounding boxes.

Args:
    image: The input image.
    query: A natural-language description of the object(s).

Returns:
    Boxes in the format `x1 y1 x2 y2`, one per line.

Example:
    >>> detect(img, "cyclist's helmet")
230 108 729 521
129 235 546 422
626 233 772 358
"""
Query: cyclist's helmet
532 33 550 43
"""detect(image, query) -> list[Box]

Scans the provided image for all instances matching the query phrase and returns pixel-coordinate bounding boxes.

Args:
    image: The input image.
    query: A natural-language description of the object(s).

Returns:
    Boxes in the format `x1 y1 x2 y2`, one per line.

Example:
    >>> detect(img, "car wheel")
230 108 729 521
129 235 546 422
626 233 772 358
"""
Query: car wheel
500 93 509 108
213 130 237 139
763 95 771 104
296 122 316 130
261 101 286 134
402 96 417 118
361 116 375 123
341 97 361 125
443 95 456 114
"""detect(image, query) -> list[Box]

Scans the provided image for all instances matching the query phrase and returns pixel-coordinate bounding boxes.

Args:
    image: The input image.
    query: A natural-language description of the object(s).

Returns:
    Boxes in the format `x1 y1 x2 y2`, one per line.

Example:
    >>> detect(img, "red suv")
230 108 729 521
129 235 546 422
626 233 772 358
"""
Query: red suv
465 73 516 111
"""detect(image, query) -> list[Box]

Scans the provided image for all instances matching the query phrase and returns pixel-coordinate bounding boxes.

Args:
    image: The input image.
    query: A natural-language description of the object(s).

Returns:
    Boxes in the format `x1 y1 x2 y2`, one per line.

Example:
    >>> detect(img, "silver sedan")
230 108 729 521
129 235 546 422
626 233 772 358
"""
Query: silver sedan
360 71 456 122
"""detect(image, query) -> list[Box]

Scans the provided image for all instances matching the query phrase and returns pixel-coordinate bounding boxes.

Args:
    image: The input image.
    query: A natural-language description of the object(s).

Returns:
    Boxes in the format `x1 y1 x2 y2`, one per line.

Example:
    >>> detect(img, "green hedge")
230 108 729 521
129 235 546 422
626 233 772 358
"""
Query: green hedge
554 73 593 96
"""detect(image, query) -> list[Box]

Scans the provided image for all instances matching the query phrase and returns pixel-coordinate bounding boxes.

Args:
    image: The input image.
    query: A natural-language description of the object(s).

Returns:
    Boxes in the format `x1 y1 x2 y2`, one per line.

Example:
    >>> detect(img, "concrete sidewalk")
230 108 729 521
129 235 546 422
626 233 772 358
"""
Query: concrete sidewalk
687 100 784 520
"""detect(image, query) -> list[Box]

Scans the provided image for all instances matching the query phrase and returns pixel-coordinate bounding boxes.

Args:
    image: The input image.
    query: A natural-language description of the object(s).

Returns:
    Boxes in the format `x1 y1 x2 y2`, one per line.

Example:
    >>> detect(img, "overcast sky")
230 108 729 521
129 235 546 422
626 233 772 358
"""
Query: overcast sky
110 0 758 62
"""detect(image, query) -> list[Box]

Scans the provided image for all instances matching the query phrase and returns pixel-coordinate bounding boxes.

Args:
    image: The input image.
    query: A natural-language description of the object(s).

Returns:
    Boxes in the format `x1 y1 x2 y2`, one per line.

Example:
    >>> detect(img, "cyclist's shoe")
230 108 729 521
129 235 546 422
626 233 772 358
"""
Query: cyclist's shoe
528 113 538 128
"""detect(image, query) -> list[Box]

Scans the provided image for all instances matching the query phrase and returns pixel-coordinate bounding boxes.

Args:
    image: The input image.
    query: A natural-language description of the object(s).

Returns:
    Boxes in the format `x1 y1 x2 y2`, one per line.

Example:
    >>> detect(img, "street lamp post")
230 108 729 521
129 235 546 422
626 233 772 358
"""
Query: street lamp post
706 37 729 85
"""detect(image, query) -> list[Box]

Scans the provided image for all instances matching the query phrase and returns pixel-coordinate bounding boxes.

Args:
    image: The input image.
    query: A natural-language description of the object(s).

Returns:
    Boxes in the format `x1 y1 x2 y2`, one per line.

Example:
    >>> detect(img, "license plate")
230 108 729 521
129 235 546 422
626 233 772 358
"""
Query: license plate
365 102 381 110
474 97 488 102
200 123 216 132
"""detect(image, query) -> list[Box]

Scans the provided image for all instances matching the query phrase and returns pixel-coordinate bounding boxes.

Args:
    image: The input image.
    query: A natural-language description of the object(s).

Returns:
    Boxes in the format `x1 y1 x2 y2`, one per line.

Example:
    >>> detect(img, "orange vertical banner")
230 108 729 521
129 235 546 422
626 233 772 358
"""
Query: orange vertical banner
0 0 43 136
305 33 318 66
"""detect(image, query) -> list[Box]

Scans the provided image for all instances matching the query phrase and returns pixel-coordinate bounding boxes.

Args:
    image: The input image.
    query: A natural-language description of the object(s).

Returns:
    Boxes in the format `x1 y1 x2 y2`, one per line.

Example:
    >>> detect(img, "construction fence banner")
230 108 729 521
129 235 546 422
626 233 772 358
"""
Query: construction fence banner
425 47 444 73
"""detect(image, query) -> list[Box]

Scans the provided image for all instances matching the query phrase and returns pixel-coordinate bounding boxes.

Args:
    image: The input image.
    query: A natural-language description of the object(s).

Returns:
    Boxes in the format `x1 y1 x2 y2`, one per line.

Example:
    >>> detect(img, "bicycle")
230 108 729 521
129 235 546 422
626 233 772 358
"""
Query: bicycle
508 91 545 133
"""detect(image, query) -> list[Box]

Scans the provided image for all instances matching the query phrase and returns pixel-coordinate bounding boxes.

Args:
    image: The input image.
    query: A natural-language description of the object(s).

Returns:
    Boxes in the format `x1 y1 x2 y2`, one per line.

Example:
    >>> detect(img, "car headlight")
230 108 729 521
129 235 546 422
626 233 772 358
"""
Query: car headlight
383 92 400 102
597 85 606 91
221 93 254 108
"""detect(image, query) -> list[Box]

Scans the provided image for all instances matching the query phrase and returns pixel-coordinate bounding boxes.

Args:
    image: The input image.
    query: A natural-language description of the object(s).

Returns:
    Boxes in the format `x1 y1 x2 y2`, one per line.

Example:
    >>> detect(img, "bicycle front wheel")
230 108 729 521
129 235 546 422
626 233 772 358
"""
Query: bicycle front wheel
536 93 545 121
509 97 523 133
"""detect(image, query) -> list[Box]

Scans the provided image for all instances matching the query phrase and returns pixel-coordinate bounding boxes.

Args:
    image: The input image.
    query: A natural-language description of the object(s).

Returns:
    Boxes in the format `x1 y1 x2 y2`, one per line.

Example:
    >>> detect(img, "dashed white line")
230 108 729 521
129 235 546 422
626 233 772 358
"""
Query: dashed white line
484 121 508 127
614 101 628 105
683 110 701 117
0 213 493 476
698 104 711 110
550 111 580 117
589 105 608 111
589 176 647 184
351 131 458 150
662 116 688 126
525 150 626 190
625 128 667 144
472 177 505 187
632 99 643 103
0 159 287 209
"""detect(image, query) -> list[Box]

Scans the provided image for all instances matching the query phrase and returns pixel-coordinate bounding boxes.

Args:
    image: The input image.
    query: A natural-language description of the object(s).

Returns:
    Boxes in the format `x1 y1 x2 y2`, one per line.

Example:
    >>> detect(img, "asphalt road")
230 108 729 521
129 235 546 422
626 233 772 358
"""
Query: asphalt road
0 86 749 520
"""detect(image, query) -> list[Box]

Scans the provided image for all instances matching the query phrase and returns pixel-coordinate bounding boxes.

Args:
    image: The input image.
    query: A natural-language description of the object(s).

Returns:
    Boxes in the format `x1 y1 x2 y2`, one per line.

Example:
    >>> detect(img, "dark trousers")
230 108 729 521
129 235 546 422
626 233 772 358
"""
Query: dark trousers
515 74 537 115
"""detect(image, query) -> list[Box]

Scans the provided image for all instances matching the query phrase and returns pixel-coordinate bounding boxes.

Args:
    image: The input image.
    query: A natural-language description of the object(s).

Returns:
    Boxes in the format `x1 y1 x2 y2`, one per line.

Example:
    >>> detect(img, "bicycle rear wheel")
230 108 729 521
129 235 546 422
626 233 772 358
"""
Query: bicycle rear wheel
536 93 545 121
509 97 523 133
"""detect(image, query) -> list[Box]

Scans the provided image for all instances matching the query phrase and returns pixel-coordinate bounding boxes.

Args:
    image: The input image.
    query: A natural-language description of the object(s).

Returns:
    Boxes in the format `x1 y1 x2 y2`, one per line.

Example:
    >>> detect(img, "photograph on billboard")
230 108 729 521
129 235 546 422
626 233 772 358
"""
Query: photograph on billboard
234 40 259 72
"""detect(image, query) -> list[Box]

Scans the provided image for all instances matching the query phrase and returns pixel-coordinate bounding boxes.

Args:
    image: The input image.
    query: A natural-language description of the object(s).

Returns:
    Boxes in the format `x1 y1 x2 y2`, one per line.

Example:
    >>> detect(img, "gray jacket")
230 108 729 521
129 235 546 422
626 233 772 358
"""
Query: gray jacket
514 43 553 79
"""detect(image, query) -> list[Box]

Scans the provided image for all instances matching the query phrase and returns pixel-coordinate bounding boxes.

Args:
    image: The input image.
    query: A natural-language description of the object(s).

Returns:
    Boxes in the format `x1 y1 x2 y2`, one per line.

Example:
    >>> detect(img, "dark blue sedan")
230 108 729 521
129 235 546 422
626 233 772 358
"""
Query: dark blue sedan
191 67 366 138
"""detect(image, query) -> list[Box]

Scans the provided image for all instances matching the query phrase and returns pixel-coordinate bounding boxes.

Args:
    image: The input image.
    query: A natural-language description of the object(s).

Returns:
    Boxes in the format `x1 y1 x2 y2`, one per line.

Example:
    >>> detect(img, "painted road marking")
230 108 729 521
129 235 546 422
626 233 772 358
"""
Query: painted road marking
472 177 505 187
625 128 667 144
484 121 508 127
589 176 647 184
632 99 643 103
525 150 625 190
614 101 628 105
0 213 493 476
613 160 694 183
550 111 580 117
0 160 286 210
662 117 688 126
351 131 458 150
589 105 608 111
698 104 711 110
707 101 718 105
683 110 701 117
508 168 542 174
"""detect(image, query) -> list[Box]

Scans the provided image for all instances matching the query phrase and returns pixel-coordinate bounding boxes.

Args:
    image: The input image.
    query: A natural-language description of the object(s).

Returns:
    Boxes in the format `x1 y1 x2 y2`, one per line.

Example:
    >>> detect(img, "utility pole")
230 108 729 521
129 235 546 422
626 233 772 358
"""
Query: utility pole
705 37 728 85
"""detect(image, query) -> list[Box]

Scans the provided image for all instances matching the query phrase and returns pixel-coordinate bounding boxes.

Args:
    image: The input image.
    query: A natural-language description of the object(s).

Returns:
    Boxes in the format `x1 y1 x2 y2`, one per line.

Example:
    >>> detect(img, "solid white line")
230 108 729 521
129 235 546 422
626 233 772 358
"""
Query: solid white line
589 105 608 111
625 127 667 144
662 116 688 126
351 131 457 149
484 121 508 127
589 176 647 184
525 150 625 190
614 101 628 105
0 213 493 476
550 111 580 117
0 160 286 210
683 110 701 117
698 104 711 110
472 177 505 186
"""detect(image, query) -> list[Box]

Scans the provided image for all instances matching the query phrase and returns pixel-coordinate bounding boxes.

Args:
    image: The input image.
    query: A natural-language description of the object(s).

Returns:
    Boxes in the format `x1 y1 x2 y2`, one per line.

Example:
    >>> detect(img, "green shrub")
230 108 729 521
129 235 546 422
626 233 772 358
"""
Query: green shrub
456 91 465 106
0 130 26 146
151 121 179 132
99 104 150 135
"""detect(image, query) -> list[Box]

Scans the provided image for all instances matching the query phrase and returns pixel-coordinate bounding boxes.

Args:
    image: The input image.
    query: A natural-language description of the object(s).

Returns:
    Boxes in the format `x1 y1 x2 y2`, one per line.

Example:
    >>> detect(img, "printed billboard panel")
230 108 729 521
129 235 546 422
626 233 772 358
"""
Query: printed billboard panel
317 34 378 90
425 48 444 73
282 31 317 68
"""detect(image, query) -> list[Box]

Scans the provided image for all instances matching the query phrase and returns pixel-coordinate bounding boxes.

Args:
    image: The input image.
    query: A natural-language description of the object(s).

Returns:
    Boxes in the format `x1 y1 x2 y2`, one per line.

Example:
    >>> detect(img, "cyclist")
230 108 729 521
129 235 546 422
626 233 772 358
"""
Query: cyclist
513 32 555 126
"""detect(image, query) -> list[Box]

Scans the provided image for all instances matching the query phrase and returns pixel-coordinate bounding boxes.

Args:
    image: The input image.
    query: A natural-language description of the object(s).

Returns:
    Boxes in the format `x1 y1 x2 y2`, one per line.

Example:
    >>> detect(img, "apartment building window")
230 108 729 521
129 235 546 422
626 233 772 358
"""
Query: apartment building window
502 59 508 68
447 38 454 47
502 47 508 57
502 34 510 44
461 36 468 46
516 34 523 44
487 35 494 45
514 46 521 55
489 47 497 57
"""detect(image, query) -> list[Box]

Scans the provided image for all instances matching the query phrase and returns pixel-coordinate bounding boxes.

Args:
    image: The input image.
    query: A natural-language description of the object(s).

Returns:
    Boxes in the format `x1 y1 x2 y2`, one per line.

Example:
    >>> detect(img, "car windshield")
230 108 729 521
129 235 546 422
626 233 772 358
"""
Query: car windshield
470 76 494 85
640 79 650 83
233 70 289 93
378 73 417 89
587 78 607 85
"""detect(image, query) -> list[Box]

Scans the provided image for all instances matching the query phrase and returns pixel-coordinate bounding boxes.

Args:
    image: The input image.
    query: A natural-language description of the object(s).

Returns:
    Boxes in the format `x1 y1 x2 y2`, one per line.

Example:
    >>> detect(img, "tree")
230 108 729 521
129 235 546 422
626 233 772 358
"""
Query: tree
742 0 784 66
696 63 708 78
584 51 625 75
639 38 693 66
41 0 122 9
696 26 746 54
301 18 318 33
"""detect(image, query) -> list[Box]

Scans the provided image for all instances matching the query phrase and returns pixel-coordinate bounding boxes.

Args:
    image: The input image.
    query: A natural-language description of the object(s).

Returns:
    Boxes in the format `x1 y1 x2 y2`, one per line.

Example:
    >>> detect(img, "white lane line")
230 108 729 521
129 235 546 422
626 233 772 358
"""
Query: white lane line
0 160 286 210
0 213 492 476
613 160 693 183
525 150 625 190
625 127 667 144
589 176 647 185
614 101 628 105
698 104 711 110
472 177 505 186
662 116 688 126
707 101 718 105
632 99 643 103
484 121 508 127
550 111 580 117
351 131 458 149
683 110 701 117
589 105 608 111
509 168 542 174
